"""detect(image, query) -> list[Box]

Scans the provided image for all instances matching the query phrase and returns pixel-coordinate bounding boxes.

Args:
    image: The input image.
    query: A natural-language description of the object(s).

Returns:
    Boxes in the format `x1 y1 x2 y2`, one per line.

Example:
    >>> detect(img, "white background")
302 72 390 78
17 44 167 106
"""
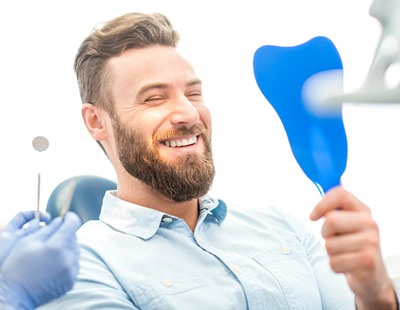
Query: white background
1 0 399 258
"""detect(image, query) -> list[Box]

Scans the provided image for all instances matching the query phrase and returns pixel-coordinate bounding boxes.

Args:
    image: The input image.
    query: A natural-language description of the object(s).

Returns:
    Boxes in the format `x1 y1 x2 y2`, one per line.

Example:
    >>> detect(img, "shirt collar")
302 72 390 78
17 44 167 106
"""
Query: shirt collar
198 195 227 224
99 191 227 240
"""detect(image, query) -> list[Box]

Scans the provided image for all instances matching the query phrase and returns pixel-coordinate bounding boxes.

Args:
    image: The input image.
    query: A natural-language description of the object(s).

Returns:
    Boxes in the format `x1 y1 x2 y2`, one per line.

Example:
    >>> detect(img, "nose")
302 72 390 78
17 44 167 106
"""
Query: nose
169 96 200 128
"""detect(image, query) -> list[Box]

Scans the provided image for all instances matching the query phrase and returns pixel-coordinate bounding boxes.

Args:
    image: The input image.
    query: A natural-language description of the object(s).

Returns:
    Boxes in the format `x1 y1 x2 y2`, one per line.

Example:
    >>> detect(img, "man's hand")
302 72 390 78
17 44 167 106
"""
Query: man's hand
310 186 397 310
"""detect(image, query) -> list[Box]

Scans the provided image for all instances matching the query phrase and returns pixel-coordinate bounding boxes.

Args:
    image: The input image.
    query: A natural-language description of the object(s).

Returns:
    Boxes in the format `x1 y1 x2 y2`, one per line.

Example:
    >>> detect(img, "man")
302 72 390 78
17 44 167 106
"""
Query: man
0 210 81 309
40 12 398 309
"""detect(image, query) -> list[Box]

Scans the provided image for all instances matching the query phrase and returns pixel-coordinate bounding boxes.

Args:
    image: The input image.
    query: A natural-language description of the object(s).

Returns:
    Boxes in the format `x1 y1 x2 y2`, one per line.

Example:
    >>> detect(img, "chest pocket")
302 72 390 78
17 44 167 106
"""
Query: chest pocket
253 241 322 309
130 274 207 310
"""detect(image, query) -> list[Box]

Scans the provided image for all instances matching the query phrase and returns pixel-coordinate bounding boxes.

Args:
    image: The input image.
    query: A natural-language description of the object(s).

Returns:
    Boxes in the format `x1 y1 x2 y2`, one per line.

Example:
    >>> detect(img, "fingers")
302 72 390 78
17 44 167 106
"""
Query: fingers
324 230 379 256
27 212 81 242
310 186 369 221
320 209 378 238
27 217 62 240
328 250 379 275
48 212 82 244
308 187 397 306
58 212 82 235
322 211 380 275
5 211 51 233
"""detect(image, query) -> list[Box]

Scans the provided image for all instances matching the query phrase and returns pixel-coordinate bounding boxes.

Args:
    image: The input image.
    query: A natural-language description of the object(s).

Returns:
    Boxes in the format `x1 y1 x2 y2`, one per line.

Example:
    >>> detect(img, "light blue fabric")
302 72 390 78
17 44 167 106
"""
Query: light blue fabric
39 191 355 309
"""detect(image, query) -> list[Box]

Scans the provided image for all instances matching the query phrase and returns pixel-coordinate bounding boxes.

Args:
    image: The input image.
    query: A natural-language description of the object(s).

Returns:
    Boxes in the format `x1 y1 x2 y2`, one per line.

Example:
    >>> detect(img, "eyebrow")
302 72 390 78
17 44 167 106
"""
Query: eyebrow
186 78 202 88
136 78 202 98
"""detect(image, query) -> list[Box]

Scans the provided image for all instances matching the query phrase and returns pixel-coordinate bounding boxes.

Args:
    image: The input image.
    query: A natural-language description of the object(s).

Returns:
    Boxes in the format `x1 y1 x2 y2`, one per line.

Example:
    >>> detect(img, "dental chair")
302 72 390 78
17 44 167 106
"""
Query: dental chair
46 175 117 223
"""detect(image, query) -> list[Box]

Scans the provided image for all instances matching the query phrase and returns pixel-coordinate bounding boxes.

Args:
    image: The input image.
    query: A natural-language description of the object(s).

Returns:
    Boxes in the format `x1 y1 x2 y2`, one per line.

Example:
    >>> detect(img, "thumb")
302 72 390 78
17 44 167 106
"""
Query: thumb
5 211 51 233
28 216 64 241
48 212 82 243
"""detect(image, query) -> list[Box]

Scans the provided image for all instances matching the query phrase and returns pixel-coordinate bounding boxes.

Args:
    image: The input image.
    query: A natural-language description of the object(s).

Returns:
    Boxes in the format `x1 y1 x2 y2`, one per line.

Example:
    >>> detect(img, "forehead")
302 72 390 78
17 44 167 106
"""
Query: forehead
108 46 198 93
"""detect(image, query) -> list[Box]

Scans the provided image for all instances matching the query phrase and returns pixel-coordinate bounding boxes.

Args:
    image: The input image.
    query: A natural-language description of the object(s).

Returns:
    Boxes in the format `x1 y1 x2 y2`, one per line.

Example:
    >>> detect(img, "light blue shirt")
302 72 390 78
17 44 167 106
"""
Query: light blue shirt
40 191 355 309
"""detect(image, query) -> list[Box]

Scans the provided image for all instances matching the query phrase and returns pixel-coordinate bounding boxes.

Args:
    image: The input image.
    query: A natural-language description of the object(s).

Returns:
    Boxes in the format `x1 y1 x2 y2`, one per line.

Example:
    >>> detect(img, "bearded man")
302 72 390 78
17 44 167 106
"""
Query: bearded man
39 12 398 310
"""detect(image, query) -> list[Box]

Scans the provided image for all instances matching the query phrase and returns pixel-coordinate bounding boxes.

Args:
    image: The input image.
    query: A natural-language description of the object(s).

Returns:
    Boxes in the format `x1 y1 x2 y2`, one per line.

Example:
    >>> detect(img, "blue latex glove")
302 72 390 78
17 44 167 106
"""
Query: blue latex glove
0 211 51 265
0 212 81 309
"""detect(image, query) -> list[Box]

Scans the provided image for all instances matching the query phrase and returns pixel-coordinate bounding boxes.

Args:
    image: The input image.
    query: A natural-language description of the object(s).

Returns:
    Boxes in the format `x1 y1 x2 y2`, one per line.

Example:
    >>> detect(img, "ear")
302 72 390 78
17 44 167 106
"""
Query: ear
81 103 109 141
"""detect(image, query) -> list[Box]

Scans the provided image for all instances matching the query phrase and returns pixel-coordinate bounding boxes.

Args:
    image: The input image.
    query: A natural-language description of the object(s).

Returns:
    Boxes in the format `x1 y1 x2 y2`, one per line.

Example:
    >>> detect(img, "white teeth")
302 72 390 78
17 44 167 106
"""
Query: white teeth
191 137 197 145
162 136 197 148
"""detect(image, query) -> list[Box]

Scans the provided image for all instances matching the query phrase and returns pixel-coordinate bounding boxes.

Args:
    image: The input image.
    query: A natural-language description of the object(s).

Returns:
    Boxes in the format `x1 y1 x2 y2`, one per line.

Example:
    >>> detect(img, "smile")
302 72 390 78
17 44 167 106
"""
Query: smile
160 136 198 148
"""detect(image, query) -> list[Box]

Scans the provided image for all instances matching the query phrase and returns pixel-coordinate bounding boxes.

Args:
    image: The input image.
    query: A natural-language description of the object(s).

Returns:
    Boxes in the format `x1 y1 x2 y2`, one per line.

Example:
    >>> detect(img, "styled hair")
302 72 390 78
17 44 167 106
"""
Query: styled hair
74 12 180 112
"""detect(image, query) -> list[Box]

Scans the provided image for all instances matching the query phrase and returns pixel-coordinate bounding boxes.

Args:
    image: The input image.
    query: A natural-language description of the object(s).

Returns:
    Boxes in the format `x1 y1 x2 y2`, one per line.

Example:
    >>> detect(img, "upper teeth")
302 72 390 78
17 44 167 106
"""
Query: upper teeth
162 136 197 148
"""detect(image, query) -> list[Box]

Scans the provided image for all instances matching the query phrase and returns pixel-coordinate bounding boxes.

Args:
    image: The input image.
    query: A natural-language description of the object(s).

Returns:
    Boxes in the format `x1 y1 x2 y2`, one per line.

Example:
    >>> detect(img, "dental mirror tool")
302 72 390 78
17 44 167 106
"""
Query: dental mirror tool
59 176 77 219
32 136 49 220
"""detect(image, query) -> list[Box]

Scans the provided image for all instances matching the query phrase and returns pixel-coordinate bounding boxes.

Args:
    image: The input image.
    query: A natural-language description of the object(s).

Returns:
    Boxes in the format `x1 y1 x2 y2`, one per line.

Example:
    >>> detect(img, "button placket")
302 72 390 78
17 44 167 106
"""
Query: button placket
161 278 172 287
281 246 291 255
232 264 242 273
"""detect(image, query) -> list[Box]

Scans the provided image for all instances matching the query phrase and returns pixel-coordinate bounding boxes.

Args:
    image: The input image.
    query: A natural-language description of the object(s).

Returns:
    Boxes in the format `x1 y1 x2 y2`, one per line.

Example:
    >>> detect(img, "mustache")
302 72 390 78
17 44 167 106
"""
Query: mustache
153 123 208 142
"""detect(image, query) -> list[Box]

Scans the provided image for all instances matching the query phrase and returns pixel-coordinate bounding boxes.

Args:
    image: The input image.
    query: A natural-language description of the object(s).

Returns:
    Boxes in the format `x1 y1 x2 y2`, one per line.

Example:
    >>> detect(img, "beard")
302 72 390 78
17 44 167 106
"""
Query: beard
112 118 215 203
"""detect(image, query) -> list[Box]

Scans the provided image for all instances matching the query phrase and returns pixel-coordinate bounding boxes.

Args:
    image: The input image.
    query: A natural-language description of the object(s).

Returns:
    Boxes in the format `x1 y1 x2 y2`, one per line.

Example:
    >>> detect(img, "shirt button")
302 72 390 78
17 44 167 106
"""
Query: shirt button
162 217 173 223
232 264 242 273
161 278 172 287
281 246 291 255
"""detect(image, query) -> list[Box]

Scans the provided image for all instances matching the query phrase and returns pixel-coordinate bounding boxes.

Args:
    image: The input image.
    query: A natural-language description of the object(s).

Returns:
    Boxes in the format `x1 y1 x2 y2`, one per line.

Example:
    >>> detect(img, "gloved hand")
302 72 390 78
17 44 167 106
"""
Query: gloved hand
0 211 51 265
0 212 81 309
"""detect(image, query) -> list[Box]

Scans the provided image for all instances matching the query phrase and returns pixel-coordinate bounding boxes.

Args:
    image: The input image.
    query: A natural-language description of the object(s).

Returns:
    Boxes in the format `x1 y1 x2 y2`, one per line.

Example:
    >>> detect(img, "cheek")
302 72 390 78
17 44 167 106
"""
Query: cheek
135 109 167 141
198 106 212 130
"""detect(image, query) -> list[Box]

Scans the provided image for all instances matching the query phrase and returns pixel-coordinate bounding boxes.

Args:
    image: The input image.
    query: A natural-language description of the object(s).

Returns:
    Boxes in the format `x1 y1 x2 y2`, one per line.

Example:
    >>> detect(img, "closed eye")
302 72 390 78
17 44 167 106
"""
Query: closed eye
187 91 203 100
144 96 166 105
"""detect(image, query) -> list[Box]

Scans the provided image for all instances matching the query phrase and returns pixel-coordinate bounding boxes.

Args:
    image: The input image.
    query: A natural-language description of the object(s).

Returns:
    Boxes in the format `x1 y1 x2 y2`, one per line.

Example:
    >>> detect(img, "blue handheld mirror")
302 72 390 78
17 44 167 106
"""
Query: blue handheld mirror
253 36 347 194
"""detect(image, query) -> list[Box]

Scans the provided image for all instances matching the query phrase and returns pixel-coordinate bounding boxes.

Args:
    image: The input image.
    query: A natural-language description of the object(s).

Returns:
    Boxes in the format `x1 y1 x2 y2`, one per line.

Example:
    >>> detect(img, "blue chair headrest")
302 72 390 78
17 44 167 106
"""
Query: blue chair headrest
46 175 117 223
